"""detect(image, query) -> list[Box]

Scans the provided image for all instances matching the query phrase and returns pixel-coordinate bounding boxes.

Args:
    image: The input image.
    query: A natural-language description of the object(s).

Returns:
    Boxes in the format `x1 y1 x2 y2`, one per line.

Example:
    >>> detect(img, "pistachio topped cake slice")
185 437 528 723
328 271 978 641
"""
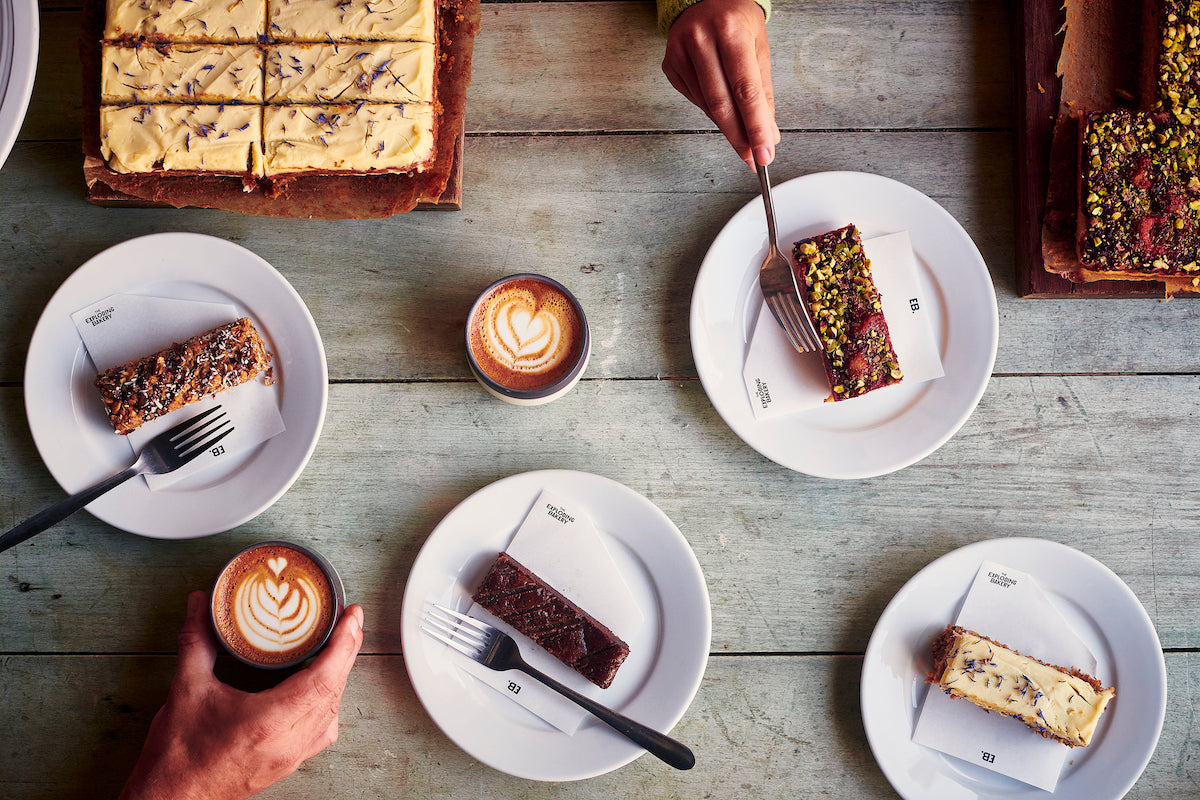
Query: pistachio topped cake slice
1150 0 1200 125
1078 109 1200 276
792 224 902 401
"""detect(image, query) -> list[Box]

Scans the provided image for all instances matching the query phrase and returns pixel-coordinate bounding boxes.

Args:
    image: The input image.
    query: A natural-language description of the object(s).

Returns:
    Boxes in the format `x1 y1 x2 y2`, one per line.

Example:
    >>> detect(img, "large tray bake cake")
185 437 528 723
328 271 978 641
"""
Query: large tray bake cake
81 0 480 218
1041 0 1200 293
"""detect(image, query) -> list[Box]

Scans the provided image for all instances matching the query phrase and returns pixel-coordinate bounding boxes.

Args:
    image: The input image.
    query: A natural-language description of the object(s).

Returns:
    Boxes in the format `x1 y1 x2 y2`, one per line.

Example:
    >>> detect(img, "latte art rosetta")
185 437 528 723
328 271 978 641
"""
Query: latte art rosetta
483 289 568 373
233 559 323 653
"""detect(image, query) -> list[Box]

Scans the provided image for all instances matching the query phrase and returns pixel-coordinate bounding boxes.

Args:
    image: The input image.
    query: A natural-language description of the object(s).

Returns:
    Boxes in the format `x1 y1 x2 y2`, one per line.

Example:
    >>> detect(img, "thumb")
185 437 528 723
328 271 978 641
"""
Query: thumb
174 590 219 687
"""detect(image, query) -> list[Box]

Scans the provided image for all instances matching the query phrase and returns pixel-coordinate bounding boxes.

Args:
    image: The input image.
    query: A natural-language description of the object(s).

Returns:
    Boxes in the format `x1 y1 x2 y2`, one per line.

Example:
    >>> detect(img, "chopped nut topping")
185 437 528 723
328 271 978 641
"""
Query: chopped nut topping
792 224 902 402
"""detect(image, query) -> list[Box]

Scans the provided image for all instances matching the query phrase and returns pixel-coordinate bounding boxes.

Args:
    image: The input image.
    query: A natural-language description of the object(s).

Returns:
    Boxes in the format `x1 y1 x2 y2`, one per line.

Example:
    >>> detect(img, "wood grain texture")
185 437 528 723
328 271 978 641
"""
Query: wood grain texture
3 131 1200 387
2 2 1197 798
4 375 1197 655
1 652 1196 799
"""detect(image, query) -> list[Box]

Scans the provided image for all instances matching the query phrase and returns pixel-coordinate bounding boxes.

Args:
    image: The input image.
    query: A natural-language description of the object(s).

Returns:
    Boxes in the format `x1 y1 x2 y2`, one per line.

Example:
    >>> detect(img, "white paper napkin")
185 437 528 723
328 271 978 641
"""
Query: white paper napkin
71 293 285 490
912 561 1102 791
742 231 944 419
457 490 643 734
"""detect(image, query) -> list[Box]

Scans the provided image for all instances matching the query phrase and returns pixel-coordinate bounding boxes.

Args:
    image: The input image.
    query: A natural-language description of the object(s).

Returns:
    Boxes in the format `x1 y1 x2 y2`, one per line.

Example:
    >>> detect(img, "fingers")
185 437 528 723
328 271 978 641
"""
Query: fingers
174 590 220 688
663 0 779 168
276 604 364 714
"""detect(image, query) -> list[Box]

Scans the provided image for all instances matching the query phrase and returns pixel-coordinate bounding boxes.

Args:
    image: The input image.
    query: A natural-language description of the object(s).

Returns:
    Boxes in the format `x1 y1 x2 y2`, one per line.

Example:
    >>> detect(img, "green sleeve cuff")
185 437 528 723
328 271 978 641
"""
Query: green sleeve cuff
657 0 771 37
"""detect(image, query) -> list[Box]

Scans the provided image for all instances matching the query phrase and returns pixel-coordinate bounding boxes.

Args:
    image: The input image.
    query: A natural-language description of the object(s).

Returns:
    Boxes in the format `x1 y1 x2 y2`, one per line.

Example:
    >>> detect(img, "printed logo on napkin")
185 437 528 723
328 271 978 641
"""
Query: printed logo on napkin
71 293 285 490
912 561 1103 791
743 231 944 419
457 490 644 735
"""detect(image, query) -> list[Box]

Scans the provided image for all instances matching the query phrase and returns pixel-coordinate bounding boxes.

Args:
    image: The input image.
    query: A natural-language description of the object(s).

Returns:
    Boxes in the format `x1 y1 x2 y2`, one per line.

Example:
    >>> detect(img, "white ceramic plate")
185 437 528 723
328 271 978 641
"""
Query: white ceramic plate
24 233 327 538
400 470 711 781
861 537 1166 800
0 0 38 171
690 171 999 479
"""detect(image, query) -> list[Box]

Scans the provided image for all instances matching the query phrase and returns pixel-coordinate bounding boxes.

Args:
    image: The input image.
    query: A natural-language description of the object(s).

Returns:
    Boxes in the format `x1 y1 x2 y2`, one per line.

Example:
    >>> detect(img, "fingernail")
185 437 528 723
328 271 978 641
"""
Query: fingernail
187 591 200 616
754 146 773 166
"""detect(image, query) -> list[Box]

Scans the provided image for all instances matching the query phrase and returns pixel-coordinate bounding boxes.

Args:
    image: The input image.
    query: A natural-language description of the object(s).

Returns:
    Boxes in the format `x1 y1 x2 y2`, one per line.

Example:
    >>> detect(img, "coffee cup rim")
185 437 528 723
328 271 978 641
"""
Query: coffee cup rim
465 273 591 401
210 539 346 670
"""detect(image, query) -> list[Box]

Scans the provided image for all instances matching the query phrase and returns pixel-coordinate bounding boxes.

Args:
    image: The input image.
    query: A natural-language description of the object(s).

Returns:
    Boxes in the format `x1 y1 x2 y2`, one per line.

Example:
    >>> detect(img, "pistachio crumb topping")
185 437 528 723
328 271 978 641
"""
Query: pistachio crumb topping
791 224 902 402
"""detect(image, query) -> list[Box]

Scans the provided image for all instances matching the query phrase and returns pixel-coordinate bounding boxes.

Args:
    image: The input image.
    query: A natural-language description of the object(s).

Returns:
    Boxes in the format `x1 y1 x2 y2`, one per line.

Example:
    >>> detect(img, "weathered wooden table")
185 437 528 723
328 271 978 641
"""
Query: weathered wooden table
2 2 1197 797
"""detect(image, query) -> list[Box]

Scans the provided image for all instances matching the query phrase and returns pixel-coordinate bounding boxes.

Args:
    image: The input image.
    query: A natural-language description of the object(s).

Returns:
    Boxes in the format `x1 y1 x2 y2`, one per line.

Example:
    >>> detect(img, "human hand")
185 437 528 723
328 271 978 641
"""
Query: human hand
118 591 365 800
662 0 780 168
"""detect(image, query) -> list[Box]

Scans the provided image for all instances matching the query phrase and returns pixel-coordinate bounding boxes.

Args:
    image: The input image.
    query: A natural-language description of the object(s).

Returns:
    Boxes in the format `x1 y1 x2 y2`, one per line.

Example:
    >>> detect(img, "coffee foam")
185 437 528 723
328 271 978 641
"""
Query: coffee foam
469 278 584 392
213 544 335 666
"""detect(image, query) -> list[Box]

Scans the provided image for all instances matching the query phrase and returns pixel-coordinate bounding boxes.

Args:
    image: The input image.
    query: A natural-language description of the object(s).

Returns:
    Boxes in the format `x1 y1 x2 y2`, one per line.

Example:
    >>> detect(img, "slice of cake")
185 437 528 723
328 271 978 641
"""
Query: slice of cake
1149 0 1200 125
267 0 436 43
265 42 435 104
101 44 264 104
792 224 902 401
262 103 435 175
472 552 631 689
94 318 272 434
104 0 265 43
100 104 264 175
926 625 1115 748
1077 109 1200 276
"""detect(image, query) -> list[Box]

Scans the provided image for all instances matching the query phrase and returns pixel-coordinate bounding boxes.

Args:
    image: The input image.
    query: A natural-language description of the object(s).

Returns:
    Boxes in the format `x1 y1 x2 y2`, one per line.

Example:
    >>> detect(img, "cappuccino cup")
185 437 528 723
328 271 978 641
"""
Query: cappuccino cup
211 541 345 669
466 274 590 406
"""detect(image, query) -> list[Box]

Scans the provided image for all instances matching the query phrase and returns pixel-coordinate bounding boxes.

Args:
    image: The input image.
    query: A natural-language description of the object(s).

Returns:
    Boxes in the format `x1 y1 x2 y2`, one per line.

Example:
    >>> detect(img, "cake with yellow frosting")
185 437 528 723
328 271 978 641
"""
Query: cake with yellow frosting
101 104 263 175
101 44 263 104
926 625 1115 748
263 103 435 175
265 42 435 104
84 0 480 216
104 0 265 43
267 0 436 43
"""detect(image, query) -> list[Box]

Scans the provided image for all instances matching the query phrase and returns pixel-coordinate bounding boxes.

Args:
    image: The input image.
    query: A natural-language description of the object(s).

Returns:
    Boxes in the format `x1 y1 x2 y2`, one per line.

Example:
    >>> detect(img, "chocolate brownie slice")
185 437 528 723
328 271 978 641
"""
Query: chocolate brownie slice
472 552 630 689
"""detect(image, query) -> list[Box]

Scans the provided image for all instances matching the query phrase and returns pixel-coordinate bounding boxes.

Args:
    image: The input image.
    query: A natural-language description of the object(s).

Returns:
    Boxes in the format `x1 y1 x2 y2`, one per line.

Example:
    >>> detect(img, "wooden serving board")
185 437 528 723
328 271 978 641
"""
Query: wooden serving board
1015 0 1197 297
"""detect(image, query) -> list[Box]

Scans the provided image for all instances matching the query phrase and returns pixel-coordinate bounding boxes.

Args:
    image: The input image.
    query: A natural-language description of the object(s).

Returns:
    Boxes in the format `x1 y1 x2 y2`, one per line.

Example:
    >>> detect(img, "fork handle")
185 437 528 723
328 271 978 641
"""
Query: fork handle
756 163 779 246
0 465 140 553
516 663 696 770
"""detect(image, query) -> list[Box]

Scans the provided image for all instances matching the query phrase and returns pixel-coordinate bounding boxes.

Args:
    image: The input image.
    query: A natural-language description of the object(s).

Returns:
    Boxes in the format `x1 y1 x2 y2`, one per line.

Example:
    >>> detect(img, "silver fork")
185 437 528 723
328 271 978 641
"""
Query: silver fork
422 604 695 770
0 405 234 552
756 163 822 353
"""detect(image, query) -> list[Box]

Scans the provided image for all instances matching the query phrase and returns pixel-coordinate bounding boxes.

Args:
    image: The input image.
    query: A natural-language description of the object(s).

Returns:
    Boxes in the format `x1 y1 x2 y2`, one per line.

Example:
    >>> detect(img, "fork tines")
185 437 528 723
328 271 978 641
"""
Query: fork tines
169 405 233 455
421 604 493 657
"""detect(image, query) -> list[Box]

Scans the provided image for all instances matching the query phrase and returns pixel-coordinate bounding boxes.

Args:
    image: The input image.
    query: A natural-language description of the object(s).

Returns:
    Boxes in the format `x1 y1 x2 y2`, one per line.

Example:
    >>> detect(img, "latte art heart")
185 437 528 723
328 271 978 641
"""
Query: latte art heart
469 277 586 394
233 566 323 653
486 293 564 373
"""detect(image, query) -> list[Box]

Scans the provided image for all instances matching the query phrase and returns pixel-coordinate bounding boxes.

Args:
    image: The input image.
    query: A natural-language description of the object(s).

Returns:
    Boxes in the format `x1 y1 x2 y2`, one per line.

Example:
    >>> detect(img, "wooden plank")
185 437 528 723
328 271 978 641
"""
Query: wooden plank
4 131 1200 387
26 2 1010 146
0 651 1192 799
3 375 1197 654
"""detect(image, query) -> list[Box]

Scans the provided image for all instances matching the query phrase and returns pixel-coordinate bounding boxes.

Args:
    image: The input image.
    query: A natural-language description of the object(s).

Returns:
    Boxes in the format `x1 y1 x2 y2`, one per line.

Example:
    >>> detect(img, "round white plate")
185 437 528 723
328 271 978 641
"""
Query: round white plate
0 0 38 171
24 233 328 538
400 470 711 781
861 537 1166 800
690 171 999 479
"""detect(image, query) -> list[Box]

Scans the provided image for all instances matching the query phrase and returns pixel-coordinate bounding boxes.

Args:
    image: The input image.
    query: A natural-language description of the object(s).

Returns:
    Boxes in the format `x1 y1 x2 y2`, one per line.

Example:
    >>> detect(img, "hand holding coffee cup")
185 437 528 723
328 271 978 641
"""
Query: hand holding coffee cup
118 591 364 800
466 274 590 405
211 541 345 669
